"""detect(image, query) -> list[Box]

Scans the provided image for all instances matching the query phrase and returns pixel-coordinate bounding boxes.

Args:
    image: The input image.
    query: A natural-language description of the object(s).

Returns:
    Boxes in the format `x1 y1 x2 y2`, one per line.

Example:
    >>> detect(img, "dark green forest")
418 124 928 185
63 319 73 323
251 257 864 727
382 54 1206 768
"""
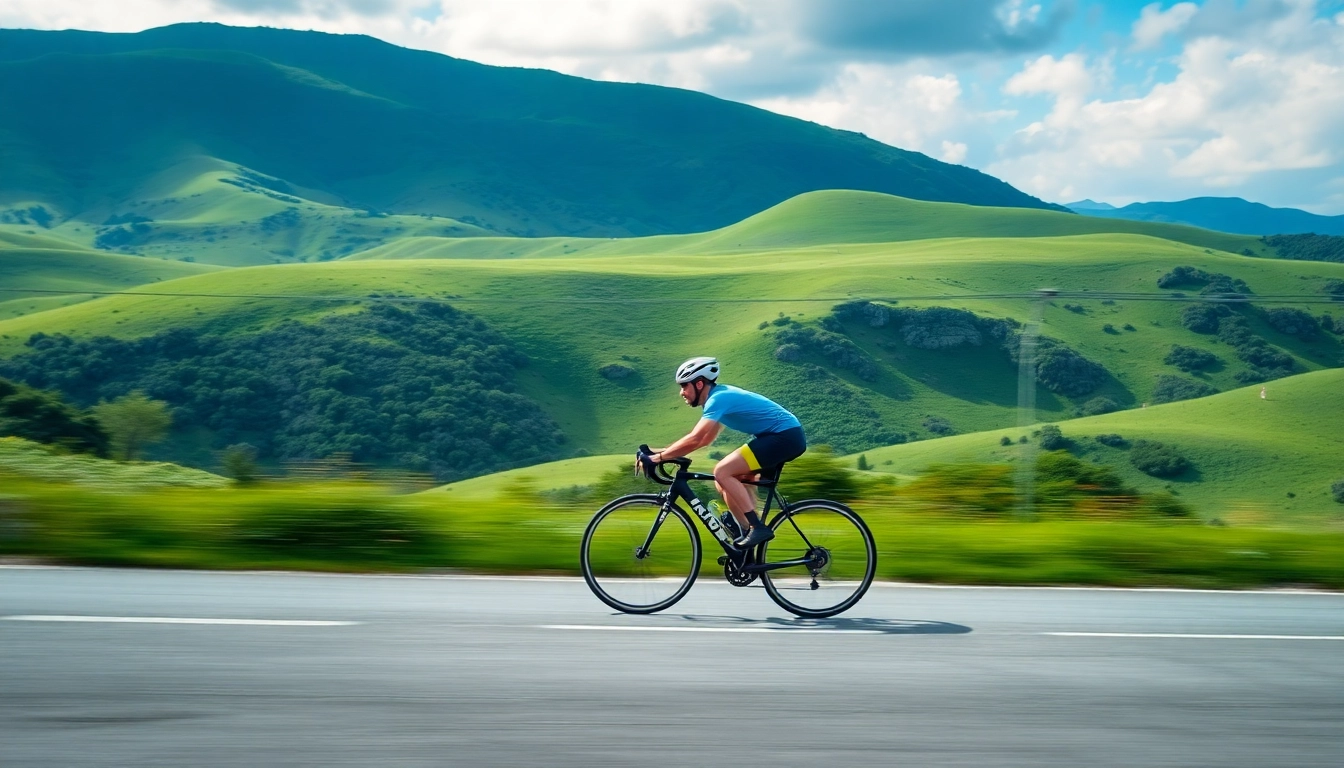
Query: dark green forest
0 304 566 479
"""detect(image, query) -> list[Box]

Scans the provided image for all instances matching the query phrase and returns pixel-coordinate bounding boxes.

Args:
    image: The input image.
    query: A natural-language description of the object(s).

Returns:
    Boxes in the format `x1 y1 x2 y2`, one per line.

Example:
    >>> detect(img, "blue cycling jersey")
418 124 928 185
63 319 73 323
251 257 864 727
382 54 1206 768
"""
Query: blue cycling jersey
700 384 801 437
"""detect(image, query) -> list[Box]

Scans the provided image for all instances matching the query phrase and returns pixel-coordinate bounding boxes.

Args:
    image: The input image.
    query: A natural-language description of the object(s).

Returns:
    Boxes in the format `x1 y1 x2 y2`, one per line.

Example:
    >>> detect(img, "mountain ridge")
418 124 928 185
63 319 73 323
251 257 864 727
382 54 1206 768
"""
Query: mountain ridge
1066 196 1344 236
0 23 1062 240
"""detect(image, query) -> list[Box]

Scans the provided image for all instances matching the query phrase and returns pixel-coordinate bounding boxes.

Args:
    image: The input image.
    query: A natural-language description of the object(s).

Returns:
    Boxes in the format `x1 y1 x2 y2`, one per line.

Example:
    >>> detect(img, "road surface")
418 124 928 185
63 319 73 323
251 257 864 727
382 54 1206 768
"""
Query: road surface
2 566 1342 766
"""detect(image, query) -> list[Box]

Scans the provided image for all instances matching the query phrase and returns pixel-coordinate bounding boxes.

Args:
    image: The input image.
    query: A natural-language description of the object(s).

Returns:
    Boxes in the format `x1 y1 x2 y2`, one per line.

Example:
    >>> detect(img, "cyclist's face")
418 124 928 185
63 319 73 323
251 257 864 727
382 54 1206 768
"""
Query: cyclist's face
679 381 700 406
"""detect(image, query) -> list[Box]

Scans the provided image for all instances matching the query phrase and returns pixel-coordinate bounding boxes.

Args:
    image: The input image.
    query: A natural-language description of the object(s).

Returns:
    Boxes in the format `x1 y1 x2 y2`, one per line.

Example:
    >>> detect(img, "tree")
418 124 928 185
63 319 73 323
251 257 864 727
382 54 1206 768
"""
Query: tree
856 454 869 471
1038 424 1067 450
0 376 108 455
1129 440 1190 478
91 391 172 460
222 443 260 484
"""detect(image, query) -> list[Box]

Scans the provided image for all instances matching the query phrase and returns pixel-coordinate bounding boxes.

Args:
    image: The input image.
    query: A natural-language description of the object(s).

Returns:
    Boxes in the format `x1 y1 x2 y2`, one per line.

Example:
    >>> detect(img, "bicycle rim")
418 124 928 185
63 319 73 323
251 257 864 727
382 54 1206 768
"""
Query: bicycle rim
760 501 876 618
580 495 701 614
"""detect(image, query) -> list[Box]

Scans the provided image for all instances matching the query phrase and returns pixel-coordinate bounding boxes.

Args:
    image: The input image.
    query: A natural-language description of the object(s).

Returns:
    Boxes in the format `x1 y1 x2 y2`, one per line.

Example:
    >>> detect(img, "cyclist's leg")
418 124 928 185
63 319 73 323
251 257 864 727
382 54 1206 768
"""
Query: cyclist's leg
712 450 757 530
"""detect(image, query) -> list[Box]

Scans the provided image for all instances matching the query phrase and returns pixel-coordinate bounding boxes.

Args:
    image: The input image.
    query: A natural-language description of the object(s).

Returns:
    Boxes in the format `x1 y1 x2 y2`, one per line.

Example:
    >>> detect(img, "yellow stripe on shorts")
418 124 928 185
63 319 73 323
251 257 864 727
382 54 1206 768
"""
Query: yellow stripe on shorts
740 443 761 471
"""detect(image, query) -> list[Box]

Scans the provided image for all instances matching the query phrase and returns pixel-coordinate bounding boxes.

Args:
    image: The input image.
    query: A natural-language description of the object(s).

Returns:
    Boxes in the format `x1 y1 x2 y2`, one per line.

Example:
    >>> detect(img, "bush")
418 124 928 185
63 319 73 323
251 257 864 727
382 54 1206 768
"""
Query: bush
0 376 108 456
999 435 1013 446
1263 307 1320 339
1163 345 1219 372
1333 479 1344 504
774 343 801 362
1130 440 1190 477
1038 424 1067 450
1102 323 1117 334
1079 397 1119 416
856 454 869 470
221 443 260 484
1150 375 1217 404
1094 433 1127 447
1322 314 1337 334
778 446 862 502
598 363 635 380
0 304 565 480
1157 266 1251 294
1033 341 1108 397
773 326 878 380
1180 304 1228 333
922 415 955 436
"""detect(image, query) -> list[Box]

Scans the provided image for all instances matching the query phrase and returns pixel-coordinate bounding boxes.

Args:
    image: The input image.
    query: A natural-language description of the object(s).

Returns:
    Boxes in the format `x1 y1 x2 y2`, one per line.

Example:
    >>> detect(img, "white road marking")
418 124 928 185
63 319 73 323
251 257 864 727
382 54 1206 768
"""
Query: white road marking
2 615 359 626
541 624 881 634
1044 632 1344 640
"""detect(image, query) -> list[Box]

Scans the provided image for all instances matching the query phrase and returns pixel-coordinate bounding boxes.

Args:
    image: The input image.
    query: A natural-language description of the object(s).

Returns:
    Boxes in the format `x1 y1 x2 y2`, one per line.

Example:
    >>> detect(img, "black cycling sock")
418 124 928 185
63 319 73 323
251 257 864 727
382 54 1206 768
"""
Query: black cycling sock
744 511 764 530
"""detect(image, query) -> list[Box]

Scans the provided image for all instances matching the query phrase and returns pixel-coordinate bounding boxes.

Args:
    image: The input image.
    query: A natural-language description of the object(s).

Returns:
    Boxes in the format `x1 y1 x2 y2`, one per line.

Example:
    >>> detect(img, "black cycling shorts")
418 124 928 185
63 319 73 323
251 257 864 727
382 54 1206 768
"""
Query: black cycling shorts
740 426 807 471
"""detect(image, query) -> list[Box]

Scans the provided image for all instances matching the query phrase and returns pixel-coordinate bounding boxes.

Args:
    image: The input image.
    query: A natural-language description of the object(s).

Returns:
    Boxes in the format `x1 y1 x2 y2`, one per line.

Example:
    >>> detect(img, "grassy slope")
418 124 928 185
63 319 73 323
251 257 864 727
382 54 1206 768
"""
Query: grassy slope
2 224 1339 458
0 28 1057 241
0 233 220 319
346 191 1268 260
0 436 226 489
1 156 490 267
852 370 1344 526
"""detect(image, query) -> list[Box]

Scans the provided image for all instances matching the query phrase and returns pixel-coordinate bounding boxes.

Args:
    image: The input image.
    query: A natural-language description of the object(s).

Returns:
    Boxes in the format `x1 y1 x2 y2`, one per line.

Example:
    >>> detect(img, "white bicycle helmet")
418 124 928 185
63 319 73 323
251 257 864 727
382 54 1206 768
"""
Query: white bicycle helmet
675 356 720 384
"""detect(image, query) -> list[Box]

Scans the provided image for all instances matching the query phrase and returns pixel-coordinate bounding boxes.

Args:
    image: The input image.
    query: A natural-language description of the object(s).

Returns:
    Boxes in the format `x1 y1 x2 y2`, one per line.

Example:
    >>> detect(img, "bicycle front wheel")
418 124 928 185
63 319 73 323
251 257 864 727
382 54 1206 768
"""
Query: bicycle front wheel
760 500 876 618
580 494 701 614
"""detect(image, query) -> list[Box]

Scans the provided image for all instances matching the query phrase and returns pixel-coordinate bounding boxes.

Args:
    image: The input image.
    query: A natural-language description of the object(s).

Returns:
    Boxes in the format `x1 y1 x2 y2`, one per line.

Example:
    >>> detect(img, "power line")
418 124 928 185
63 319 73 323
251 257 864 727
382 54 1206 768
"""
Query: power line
1 287 1340 305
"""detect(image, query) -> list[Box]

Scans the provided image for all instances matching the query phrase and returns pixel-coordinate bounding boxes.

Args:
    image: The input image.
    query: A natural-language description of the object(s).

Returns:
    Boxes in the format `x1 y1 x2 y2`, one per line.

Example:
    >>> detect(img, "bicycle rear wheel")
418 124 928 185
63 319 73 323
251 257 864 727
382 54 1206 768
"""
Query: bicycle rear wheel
580 494 701 614
760 500 876 618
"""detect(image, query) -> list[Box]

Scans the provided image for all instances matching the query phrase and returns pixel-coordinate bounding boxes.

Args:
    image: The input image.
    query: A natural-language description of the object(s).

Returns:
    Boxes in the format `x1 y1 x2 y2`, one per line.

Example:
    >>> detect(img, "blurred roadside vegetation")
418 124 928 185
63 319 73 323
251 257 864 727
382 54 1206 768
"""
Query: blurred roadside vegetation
2 438 1342 589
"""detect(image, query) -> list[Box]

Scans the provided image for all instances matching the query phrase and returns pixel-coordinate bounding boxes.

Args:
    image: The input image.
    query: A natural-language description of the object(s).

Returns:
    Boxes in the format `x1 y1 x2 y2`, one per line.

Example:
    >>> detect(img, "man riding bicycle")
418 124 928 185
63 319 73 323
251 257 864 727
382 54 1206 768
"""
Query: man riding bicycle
639 357 807 549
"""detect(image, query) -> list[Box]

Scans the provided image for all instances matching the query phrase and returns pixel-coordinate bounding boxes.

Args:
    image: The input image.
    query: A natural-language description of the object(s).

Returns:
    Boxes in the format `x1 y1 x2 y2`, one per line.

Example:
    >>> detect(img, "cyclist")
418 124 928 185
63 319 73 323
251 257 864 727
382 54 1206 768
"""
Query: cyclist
640 356 806 549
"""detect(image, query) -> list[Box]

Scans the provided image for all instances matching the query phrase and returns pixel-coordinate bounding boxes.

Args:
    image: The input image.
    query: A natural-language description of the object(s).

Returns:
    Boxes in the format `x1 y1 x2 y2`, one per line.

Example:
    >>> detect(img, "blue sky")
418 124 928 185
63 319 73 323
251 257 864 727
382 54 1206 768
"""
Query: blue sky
4 1 1344 213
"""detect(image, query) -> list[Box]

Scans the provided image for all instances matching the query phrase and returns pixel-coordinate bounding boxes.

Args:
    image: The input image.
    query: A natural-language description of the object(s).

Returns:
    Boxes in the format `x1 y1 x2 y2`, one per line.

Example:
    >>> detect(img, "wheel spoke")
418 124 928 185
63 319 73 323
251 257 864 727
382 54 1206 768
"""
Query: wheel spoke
581 496 700 613
760 502 875 617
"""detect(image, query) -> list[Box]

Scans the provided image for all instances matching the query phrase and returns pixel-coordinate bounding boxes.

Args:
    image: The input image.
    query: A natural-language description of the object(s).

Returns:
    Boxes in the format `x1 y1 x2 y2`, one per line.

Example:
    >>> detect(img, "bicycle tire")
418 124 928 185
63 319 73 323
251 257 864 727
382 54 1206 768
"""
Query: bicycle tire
580 493 701 614
759 500 876 618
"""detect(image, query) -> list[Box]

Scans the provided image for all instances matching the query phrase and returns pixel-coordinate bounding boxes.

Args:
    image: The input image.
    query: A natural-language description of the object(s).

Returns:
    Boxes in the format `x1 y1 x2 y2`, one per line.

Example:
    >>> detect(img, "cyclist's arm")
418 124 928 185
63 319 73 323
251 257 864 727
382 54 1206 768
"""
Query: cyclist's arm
653 418 722 461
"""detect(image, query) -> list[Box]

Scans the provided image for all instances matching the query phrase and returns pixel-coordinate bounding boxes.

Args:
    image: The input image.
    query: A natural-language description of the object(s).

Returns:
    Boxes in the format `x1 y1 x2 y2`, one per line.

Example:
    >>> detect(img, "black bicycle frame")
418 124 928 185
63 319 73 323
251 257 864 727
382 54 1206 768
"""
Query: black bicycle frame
637 460 821 575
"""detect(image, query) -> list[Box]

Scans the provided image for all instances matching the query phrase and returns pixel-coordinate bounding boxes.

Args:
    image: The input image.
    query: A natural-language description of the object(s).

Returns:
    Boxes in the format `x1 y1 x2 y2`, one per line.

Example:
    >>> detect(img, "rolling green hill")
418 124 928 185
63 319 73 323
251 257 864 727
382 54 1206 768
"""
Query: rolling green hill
345 191 1269 261
0 22 1057 247
850 370 1344 526
432 370 1344 527
2 193 1339 480
0 232 219 319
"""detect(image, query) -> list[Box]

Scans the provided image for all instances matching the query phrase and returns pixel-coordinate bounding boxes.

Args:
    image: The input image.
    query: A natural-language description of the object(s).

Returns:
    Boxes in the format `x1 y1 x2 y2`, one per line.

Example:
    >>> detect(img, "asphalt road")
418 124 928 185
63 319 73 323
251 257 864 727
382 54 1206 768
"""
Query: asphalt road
2 567 1342 767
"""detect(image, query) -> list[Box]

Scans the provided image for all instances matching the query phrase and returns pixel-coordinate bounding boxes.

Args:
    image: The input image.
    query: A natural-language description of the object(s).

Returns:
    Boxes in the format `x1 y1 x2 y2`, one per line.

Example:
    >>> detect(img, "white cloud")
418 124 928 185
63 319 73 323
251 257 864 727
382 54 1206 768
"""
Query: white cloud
750 64 986 163
1132 2 1198 50
989 5 1344 209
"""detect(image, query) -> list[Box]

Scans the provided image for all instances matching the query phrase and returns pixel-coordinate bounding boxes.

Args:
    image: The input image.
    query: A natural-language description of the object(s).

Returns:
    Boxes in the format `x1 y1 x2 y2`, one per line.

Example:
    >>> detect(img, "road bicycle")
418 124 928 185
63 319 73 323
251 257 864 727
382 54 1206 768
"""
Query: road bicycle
579 446 876 618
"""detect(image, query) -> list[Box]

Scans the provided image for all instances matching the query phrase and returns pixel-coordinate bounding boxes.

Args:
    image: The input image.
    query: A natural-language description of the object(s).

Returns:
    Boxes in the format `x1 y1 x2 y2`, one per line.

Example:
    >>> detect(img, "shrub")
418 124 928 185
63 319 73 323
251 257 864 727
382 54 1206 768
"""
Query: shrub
1130 440 1190 477
1079 397 1119 416
0 376 108 456
1094 433 1127 447
1333 479 1344 504
1038 424 1067 450
1163 344 1220 372
221 443 260 484
1324 279 1344 296
922 415 955 435
999 435 1013 446
1180 304 1228 333
1263 307 1320 339
856 454 869 470
229 492 440 560
1102 323 1117 334
1033 341 1107 397
1321 314 1337 334
774 343 802 362
1063 303 1085 314
1123 323 1136 331
1157 266 1251 294
773 326 878 380
778 445 861 502
1150 375 1217 404
598 363 635 380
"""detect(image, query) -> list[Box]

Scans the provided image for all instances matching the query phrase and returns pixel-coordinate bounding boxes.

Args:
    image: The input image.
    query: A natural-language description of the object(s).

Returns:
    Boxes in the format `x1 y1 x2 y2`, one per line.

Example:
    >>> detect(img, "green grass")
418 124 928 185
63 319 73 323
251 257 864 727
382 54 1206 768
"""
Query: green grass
3 221 1338 451
0 234 219 318
3 476 1342 589
0 437 226 489
851 369 1344 526
345 190 1267 261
